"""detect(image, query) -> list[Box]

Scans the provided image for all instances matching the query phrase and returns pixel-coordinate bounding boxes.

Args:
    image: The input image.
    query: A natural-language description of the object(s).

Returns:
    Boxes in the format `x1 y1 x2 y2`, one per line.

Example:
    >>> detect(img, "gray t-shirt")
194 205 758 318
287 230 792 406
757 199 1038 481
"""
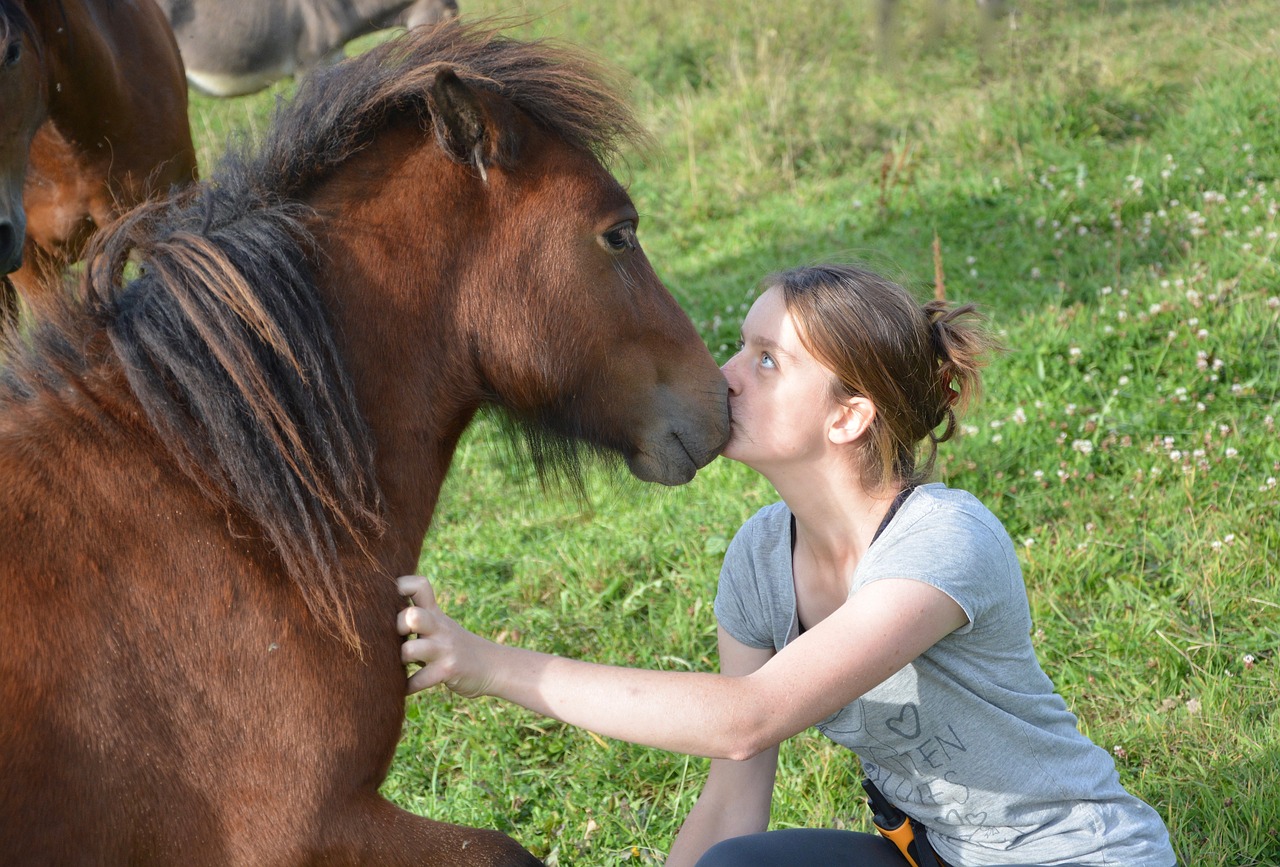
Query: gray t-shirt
715 483 1175 867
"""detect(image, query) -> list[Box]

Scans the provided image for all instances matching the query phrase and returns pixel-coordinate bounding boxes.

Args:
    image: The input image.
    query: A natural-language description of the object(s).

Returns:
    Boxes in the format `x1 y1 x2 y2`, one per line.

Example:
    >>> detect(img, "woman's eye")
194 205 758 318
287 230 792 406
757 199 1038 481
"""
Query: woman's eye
600 223 637 253
761 352 776 369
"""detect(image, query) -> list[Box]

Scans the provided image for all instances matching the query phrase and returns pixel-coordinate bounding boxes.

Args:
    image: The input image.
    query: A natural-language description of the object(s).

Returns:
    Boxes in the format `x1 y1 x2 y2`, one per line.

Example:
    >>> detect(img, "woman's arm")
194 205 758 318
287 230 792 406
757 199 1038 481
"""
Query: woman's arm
397 574 967 760
664 628 778 867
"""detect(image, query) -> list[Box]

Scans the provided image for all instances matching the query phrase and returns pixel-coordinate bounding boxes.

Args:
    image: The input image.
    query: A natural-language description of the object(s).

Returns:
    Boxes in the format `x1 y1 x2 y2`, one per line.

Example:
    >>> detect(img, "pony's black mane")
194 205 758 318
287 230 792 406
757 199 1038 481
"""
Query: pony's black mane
0 21 644 645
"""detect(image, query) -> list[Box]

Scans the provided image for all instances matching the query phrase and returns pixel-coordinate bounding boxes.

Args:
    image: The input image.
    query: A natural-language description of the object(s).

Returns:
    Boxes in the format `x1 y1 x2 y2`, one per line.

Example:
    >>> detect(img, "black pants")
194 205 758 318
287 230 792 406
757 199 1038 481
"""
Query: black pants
692 830 1178 867
694 828 913 866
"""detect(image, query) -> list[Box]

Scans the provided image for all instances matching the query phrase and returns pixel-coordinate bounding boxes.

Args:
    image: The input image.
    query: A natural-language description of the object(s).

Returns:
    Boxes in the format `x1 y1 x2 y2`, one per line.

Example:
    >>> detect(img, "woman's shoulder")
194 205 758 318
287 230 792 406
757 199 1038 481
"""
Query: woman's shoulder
742 500 791 531
877 483 1022 582
868 484 1025 629
903 483 1010 542
716 501 794 650
725 501 791 560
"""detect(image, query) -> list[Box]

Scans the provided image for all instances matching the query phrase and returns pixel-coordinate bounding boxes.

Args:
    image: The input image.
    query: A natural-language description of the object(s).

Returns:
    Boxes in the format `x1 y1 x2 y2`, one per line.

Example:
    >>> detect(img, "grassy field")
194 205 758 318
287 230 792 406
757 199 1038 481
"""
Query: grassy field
188 1 1279 864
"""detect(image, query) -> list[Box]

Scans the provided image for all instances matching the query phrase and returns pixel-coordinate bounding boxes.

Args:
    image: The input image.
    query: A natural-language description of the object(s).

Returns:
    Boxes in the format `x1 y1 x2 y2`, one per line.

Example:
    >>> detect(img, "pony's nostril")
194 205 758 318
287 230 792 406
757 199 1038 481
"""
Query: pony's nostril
0 221 22 275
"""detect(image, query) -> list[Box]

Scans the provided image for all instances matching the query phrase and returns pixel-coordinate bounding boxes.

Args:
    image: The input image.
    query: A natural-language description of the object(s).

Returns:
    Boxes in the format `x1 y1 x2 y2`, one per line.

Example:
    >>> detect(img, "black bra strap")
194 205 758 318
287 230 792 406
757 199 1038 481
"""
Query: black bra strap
873 485 915 544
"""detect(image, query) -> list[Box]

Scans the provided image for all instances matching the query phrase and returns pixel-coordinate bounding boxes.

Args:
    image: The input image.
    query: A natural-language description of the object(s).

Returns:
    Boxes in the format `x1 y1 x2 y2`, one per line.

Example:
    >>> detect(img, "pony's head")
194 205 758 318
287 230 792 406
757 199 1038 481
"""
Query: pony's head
246 21 731 488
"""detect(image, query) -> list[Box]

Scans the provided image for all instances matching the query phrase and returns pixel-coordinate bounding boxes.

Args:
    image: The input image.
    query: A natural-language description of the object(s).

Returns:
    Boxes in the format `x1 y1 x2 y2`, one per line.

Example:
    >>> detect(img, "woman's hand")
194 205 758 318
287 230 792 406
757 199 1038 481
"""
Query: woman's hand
396 575 496 698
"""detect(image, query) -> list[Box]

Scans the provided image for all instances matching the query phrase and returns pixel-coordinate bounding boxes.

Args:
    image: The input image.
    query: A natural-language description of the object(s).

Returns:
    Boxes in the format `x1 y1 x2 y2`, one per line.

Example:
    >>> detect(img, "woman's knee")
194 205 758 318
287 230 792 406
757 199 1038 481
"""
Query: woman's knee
694 833 769 867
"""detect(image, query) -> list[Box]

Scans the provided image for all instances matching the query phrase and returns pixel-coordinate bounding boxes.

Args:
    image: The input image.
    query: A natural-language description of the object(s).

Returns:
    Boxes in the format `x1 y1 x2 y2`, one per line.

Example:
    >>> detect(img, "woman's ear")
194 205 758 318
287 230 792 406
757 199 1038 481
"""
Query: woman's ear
829 396 876 445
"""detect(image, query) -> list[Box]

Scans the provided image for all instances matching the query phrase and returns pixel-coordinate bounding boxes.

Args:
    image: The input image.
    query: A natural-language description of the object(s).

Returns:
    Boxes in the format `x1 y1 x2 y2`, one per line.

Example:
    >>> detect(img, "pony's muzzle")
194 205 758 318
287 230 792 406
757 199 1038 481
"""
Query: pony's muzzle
626 381 731 486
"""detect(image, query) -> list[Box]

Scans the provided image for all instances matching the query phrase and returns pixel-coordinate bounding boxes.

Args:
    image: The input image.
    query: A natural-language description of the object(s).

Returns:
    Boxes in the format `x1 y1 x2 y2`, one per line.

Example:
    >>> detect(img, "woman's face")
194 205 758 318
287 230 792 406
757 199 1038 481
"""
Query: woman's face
720 287 846 472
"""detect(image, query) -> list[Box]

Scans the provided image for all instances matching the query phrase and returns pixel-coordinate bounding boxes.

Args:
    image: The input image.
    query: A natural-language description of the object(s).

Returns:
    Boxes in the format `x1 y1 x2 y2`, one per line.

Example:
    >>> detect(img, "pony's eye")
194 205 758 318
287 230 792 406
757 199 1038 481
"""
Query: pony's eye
600 222 637 254
2 41 20 68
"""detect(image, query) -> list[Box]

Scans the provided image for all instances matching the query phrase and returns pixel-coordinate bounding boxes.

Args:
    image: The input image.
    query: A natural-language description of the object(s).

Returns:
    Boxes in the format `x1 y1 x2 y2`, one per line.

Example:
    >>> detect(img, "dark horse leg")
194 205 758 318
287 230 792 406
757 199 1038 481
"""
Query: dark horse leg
314 794 543 866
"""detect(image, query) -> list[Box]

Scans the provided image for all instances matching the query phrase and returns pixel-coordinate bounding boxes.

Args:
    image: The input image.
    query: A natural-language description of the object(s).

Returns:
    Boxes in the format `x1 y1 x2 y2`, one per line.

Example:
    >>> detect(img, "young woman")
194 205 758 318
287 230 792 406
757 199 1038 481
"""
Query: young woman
397 264 1177 867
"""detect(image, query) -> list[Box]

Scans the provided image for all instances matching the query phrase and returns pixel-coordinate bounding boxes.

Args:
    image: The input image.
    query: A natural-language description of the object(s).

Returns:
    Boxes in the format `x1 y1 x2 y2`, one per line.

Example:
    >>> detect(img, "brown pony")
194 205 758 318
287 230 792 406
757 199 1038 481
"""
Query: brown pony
0 0 197 324
0 21 728 866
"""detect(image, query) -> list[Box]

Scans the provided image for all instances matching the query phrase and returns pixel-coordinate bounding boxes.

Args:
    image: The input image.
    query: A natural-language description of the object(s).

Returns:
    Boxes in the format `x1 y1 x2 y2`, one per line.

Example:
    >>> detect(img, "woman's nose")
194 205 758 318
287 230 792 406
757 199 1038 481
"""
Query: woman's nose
720 355 741 394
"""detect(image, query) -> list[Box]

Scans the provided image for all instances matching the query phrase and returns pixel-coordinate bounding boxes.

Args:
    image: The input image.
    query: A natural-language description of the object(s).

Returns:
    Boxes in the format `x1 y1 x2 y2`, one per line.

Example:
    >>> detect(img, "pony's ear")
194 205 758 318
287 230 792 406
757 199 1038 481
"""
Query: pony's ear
425 68 510 178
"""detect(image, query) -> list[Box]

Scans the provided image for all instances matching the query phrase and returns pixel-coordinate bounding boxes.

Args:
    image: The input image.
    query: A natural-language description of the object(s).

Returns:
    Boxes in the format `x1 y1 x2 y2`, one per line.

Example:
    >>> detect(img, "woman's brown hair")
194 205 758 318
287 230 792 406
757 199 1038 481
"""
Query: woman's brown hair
769 263 992 490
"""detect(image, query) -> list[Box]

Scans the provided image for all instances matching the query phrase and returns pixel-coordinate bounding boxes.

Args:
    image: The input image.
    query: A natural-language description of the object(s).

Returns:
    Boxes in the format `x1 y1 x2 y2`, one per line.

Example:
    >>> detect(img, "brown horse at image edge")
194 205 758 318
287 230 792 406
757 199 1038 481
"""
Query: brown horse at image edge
0 0 197 325
0 22 728 866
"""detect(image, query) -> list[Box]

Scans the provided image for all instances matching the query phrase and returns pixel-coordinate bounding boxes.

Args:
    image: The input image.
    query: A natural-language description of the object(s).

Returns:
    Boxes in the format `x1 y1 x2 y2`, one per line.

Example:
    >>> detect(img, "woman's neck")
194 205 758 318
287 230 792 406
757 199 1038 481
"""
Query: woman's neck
772 464 900 575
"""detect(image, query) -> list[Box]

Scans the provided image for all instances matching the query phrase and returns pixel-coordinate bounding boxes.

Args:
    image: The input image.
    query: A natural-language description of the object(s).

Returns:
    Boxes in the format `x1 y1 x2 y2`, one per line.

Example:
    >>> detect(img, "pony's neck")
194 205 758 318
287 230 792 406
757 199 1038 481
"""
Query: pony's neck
301 144 488 569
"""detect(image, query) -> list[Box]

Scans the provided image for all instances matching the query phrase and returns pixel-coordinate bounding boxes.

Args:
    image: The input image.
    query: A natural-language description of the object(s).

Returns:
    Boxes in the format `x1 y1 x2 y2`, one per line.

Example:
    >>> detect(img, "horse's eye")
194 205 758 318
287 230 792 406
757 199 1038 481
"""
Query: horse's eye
2 41 20 68
600 223 637 254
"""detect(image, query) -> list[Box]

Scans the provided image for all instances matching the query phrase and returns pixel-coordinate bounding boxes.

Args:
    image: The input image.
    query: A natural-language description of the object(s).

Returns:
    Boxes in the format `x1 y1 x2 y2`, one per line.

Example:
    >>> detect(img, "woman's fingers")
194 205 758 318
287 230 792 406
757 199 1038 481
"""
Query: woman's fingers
397 574 436 608
402 633 468 695
398 603 433 637
406 661 448 696
397 575 441 636
396 574 491 699
401 635 431 665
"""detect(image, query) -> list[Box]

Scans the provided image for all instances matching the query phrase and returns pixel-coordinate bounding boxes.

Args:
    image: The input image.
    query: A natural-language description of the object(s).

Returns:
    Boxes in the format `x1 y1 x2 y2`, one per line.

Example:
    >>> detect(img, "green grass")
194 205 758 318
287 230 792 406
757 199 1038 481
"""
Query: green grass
189 2 1279 864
